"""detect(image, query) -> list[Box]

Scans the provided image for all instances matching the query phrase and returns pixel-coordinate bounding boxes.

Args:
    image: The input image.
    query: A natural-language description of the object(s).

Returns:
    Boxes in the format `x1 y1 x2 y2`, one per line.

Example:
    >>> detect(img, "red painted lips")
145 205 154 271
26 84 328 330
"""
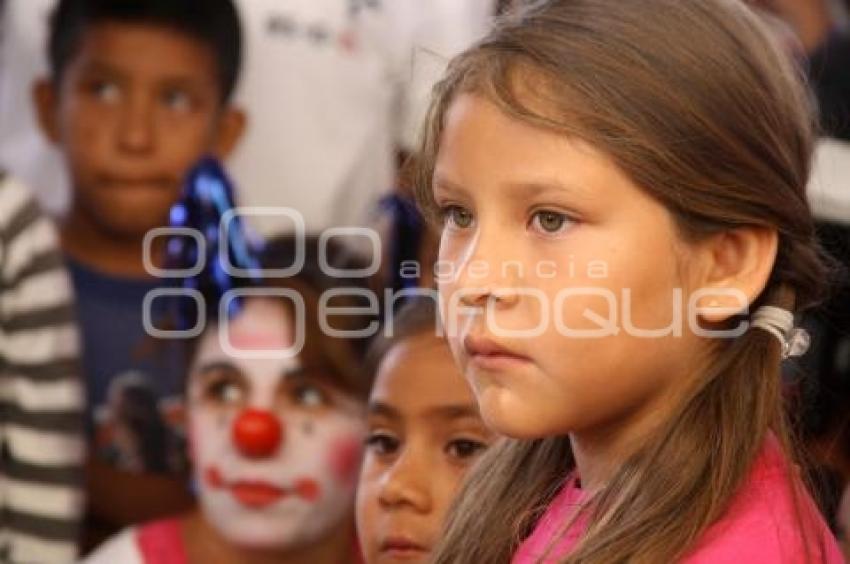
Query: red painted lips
205 466 321 509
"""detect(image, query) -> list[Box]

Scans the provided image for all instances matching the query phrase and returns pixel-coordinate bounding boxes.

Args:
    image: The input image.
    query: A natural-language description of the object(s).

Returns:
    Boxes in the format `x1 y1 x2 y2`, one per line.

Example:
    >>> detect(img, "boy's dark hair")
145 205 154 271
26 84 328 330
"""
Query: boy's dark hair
364 296 442 378
48 0 243 102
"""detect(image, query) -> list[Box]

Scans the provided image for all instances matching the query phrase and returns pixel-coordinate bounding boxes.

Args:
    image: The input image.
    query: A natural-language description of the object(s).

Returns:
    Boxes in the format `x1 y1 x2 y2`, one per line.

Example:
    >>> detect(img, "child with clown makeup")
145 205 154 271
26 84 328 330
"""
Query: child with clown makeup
84 238 374 564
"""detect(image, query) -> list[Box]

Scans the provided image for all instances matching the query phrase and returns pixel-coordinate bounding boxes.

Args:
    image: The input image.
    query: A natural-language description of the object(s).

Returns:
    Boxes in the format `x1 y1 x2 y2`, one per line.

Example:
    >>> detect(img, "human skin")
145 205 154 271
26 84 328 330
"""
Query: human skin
357 333 494 563
184 298 364 564
433 93 778 492
33 22 245 276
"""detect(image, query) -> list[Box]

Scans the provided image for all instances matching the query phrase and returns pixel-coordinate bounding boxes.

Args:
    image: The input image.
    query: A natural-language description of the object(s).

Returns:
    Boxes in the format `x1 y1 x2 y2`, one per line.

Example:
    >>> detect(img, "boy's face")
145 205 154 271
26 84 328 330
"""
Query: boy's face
356 333 494 564
35 22 244 238
188 299 365 550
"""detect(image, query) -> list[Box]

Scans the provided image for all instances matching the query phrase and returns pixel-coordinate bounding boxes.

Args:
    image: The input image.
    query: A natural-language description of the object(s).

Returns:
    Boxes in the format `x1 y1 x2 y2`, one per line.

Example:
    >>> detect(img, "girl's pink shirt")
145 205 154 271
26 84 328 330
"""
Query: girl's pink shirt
513 437 845 563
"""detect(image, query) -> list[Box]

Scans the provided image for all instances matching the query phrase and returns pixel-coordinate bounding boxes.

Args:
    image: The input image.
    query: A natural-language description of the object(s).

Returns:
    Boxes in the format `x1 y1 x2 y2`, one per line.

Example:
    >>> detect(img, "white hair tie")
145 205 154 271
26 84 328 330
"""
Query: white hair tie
750 306 810 359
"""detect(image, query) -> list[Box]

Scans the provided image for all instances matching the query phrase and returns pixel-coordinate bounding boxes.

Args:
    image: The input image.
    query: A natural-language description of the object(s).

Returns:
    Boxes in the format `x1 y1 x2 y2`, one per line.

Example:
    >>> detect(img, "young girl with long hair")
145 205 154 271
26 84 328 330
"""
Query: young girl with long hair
414 0 845 561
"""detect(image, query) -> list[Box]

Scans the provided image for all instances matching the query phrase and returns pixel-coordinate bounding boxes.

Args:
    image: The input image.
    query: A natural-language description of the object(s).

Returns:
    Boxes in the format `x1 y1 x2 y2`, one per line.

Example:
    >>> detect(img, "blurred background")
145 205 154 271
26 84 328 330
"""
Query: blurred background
0 0 847 561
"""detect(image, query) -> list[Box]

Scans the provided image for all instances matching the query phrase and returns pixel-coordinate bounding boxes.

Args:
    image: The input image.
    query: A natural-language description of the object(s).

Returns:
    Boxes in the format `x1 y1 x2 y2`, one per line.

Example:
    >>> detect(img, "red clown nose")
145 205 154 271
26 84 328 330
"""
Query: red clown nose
232 408 284 458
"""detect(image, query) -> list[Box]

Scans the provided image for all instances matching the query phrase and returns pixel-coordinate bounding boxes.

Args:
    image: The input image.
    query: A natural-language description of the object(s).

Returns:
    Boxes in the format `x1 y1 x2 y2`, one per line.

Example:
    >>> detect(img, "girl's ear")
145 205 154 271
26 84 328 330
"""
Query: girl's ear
211 107 247 159
32 79 61 144
691 226 778 323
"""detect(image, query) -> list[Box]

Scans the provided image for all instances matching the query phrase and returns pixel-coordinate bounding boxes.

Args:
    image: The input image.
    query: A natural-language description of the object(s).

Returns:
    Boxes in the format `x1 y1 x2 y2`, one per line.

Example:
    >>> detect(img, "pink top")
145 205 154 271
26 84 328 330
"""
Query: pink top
133 517 365 564
513 437 845 563
136 518 189 564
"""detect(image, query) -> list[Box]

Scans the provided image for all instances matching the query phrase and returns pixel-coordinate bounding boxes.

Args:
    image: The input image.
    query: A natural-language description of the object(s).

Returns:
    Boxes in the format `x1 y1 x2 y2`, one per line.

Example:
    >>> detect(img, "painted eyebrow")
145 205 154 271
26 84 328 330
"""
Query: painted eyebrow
194 360 240 376
191 361 248 389
282 366 308 379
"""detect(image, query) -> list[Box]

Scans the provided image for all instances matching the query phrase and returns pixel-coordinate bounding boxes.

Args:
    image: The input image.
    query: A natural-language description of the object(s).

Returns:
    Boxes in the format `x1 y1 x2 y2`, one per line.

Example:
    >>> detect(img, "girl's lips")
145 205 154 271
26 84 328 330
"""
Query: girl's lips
379 537 429 559
205 466 321 508
231 481 285 508
463 335 532 370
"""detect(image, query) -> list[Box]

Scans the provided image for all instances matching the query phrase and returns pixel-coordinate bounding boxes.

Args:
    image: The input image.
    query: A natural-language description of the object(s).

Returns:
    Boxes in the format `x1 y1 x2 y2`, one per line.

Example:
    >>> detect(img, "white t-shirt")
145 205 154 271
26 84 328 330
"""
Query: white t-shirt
81 528 143 564
0 0 68 216
808 137 850 226
0 0 494 234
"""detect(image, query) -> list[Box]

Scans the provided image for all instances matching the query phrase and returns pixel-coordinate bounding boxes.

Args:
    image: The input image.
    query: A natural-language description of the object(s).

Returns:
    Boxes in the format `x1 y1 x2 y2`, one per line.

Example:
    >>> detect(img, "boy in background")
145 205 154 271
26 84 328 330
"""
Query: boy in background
32 0 245 548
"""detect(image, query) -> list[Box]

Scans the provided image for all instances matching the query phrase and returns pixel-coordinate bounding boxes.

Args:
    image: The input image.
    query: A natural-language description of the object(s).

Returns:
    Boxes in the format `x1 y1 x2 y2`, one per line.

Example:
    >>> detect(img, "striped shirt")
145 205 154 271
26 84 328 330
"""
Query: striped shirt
0 172 84 563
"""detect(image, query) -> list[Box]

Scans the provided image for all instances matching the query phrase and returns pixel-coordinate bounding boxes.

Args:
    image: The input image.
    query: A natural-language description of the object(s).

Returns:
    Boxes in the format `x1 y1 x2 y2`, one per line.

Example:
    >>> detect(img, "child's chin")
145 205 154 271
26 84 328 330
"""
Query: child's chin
477 388 549 439
213 513 305 549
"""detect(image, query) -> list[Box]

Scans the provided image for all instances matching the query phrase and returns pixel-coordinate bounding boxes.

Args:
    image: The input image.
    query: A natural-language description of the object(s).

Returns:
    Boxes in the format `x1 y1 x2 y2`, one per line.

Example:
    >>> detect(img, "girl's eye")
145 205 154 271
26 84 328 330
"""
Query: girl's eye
206 378 246 406
441 205 475 229
530 210 572 235
445 438 487 461
90 81 121 104
365 432 400 456
162 89 192 112
292 383 327 408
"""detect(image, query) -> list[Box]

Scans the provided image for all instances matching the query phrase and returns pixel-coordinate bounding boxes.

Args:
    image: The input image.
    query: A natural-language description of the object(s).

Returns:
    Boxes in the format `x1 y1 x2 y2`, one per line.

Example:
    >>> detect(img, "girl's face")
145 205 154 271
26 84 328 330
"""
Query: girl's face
188 298 365 550
356 334 494 563
434 94 710 440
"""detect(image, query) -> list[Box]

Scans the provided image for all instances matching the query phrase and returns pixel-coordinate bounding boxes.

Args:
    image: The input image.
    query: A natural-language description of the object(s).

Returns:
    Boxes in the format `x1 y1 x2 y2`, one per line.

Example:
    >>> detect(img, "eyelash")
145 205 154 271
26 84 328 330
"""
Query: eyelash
162 89 193 111
528 209 575 237
445 438 488 461
437 204 576 237
289 382 328 409
88 80 121 103
363 432 488 464
438 204 475 230
365 431 399 456
203 376 245 405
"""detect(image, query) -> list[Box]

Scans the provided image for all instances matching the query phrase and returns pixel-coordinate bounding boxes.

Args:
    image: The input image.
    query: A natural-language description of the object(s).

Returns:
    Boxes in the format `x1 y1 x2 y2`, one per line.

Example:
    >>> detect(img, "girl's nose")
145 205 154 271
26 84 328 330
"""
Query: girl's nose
378 451 432 513
232 408 284 458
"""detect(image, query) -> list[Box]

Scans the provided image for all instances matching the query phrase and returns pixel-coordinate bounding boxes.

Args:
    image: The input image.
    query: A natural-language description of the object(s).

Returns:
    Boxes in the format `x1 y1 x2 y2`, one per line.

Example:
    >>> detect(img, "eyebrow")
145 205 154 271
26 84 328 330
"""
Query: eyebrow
504 180 589 201
368 401 400 420
433 174 589 201
367 401 481 421
80 59 206 89
422 404 481 420
194 360 238 376
284 366 308 378
191 361 246 389
432 175 467 198
78 60 124 78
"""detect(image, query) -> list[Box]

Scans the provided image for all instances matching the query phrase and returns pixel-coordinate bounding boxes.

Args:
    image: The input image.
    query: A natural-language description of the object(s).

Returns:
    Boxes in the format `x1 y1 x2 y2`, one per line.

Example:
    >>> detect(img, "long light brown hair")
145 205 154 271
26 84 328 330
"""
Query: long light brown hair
413 1 834 562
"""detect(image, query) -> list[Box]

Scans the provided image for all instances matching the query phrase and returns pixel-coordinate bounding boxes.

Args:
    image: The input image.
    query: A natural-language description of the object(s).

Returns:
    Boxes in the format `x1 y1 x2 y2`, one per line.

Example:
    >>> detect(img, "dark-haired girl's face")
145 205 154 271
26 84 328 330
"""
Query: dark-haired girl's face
356 333 494 564
187 299 365 550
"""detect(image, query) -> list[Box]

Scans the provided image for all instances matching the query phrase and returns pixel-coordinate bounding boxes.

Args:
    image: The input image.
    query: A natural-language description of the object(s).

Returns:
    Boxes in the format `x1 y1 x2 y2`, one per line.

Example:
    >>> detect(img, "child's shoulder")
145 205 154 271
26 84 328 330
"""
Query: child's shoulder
82 517 185 564
82 526 144 564
685 440 844 564
0 173 64 282
0 172 41 230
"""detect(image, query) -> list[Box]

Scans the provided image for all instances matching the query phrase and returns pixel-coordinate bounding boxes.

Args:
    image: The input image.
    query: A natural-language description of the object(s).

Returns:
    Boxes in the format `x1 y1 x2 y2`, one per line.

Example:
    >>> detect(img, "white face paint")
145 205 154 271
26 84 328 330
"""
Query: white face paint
188 298 366 550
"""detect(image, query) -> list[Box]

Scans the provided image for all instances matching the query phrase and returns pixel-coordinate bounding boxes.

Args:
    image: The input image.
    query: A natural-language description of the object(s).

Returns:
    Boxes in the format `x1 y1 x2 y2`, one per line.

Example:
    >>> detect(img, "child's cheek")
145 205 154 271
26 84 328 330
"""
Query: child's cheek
189 409 231 463
327 432 365 488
